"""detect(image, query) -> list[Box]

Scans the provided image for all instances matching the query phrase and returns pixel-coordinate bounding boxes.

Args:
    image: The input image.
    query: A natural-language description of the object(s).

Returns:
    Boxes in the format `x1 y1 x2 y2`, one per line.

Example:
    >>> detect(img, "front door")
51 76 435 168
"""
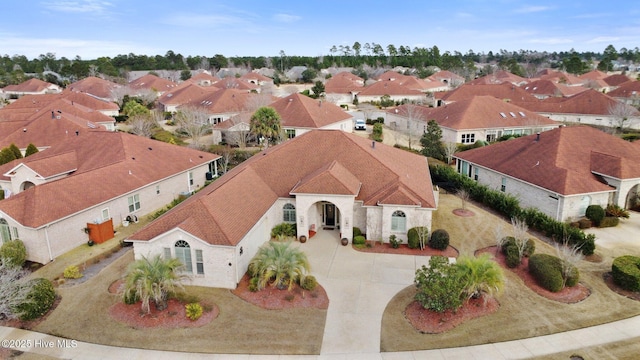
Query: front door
324 204 335 227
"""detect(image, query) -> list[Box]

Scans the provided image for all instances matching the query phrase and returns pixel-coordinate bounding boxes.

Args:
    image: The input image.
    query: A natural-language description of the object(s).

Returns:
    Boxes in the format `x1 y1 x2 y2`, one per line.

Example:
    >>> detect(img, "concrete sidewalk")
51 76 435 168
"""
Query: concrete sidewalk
3 227 640 359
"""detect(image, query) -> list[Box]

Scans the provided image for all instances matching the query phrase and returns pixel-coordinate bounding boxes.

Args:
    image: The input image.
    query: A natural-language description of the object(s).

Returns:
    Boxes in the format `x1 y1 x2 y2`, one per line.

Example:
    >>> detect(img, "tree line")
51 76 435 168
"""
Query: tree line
1 44 638 88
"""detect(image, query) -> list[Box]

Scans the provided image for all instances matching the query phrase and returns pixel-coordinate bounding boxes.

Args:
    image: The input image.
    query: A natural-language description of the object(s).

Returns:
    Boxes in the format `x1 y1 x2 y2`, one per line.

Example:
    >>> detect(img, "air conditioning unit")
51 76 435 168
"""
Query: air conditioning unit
206 172 213 180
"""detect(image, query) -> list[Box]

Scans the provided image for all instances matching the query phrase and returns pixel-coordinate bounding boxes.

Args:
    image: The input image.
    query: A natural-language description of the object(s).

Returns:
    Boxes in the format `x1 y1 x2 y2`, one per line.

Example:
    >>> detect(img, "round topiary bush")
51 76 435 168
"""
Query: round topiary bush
407 227 428 249
300 275 318 291
14 278 56 321
0 239 27 268
352 235 366 246
185 302 203 321
612 255 640 292
428 229 449 251
503 244 521 268
585 205 605 226
528 254 565 292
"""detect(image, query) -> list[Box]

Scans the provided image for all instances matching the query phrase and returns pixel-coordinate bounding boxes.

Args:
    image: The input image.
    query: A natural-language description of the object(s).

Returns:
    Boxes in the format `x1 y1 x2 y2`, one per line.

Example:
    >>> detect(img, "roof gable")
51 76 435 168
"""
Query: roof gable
290 160 361 195
270 93 352 128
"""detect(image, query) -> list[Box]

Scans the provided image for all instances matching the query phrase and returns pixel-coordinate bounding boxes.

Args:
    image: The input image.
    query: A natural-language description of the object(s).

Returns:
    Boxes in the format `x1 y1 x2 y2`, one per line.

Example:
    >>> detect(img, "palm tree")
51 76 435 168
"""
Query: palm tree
248 241 310 291
456 253 505 302
122 255 188 314
250 106 282 149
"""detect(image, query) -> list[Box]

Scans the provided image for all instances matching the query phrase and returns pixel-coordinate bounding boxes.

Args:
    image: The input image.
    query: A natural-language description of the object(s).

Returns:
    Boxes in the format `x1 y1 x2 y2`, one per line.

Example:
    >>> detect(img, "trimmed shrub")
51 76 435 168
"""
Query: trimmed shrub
270 222 296 238
528 254 565 292
63 265 83 279
352 227 362 238
185 302 203 321
503 244 521 268
599 216 620 228
585 205 605 226
407 227 428 249
389 235 401 249
0 239 27 268
501 237 535 258
300 275 318 291
612 255 640 292
353 235 366 246
606 204 630 219
14 278 56 320
428 229 449 251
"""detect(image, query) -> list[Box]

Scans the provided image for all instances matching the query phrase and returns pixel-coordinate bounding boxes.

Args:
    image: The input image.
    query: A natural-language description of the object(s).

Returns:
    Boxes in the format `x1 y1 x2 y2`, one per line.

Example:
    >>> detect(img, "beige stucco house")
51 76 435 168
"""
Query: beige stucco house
127 130 438 289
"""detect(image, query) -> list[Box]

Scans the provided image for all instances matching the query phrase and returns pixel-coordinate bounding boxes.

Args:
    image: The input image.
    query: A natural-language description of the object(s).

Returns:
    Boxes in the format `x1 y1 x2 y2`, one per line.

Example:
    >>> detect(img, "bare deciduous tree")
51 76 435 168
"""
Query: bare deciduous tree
398 103 424 150
224 122 251 148
110 86 132 105
245 93 274 113
554 236 584 288
608 101 637 134
444 141 458 165
218 145 233 174
494 224 507 255
135 88 158 106
174 106 210 149
127 114 157 138
457 188 470 211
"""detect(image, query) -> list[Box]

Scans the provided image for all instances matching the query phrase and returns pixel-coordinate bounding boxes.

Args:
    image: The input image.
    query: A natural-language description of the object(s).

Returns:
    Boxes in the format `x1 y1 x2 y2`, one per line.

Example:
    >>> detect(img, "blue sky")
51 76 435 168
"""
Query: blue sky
2 0 638 60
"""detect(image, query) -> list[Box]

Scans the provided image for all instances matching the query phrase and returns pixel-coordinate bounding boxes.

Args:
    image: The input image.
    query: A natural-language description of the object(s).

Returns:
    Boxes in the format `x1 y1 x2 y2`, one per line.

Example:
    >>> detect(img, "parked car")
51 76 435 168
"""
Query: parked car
354 119 366 130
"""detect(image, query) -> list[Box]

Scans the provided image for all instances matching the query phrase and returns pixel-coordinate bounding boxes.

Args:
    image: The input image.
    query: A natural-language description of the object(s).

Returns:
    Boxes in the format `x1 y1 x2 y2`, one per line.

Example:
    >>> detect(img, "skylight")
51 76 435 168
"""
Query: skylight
509 112 516 117
519 112 526 117
499 112 507 118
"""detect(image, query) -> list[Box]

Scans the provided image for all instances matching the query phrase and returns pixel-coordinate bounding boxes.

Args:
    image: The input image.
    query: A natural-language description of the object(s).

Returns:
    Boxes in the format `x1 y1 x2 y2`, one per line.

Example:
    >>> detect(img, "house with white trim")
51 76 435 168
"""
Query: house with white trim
127 130 438 289
453 126 640 221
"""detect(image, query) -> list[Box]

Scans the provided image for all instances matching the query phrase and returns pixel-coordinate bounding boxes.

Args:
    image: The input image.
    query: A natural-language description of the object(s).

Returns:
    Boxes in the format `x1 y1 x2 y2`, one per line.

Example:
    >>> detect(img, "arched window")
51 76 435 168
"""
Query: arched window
0 218 11 243
174 240 193 273
391 210 406 232
283 203 296 223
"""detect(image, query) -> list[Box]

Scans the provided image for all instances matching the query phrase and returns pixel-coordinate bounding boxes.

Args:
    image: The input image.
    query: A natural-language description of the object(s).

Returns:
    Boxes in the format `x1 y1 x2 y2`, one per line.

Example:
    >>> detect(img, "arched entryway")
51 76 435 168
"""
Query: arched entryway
626 184 640 211
300 201 345 242
21 181 35 192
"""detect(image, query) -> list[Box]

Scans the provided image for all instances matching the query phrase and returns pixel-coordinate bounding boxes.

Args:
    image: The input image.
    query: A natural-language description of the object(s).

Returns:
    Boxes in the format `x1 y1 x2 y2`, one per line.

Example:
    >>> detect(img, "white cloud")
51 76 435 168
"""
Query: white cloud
514 6 552 14
273 13 301 23
587 36 620 44
41 0 113 14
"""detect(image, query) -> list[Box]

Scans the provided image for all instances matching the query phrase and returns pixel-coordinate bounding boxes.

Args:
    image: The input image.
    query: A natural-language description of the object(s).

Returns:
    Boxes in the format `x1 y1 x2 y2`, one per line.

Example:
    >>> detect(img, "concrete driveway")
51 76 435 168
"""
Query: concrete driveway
585 210 640 258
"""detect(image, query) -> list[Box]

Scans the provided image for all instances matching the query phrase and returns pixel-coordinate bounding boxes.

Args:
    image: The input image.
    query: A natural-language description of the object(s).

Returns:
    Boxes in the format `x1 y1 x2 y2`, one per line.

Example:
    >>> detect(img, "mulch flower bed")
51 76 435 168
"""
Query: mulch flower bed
477 247 591 304
107 279 218 329
405 296 499 334
353 242 459 258
231 274 329 310
453 208 475 217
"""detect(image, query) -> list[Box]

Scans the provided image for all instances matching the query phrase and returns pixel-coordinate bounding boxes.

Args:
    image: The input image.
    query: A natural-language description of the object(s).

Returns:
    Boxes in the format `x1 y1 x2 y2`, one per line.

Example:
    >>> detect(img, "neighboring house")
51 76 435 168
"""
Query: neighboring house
157 83 218 112
185 72 221 87
67 76 122 102
603 74 633 88
468 70 528 86
183 89 267 125
522 79 587 99
129 74 178 96
0 95 116 151
211 112 252 147
436 83 538 106
608 81 640 107
534 69 583 86
353 80 426 104
2 78 62 100
212 77 259 92
386 96 559 144
453 126 640 221
325 71 365 106
127 130 438 289
377 71 448 93
427 70 465 87
0 131 220 264
270 93 354 139
515 89 640 129
239 72 273 86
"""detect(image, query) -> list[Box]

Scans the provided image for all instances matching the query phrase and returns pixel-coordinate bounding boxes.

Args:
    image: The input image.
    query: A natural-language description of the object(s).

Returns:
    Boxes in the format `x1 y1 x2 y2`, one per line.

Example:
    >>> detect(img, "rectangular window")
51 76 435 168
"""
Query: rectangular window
461 133 475 144
474 167 479 181
461 161 469 177
188 171 194 186
156 185 160 195
391 216 406 232
0 223 11 243
286 129 296 139
102 208 110 221
196 249 204 275
163 247 171 259
501 178 506 192
128 194 140 213
175 247 193 273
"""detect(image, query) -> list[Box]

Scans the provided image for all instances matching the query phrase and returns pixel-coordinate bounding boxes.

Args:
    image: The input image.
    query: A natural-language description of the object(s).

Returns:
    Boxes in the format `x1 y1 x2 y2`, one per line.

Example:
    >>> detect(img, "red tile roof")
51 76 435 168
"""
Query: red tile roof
468 70 528 85
515 89 640 116
158 83 218 107
438 83 538 103
356 80 424 96
455 126 640 195
607 81 640 99
2 78 58 93
325 71 365 94
396 96 557 130
67 76 121 100
522 79 587 97
184 89 257 114
129 74 178 92
291 160 361 196
0 132 219 228
129 130 436 245
270 93 352 128
603 74 633 87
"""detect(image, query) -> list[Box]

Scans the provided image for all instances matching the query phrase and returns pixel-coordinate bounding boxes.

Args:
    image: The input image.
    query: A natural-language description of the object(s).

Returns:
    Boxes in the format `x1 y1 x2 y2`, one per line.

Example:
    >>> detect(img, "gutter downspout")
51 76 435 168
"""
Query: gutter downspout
45 225 54 262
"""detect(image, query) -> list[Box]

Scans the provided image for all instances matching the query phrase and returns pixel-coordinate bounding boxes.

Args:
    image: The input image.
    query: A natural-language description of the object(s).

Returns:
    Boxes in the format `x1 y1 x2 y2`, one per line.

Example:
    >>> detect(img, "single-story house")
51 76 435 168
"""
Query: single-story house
129 74 178 96
0 131 219 264
67 76 123 102
1 78 62 100
127 130 438 289
386 95 559 144
453 126 640 221
608 81 640 107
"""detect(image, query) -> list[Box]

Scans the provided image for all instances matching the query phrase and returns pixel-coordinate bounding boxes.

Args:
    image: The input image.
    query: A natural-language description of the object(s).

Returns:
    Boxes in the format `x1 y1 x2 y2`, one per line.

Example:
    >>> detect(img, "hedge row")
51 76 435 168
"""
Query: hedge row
430 165 595 255
612 256 640 292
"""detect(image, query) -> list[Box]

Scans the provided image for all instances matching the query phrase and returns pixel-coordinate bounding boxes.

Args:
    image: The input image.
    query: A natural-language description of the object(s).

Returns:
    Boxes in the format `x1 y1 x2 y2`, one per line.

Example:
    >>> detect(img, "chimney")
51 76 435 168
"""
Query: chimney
536 133 540 141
